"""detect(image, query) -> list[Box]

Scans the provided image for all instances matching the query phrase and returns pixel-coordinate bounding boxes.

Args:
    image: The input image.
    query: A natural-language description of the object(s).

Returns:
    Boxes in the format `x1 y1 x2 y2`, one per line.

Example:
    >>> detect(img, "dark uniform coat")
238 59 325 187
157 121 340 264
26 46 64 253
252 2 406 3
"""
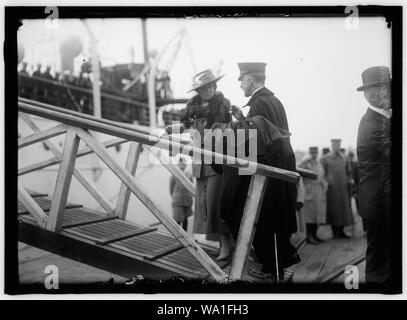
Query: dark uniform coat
320 152 354 226
357 107 391 284
357 108 391 222
220 87 299 274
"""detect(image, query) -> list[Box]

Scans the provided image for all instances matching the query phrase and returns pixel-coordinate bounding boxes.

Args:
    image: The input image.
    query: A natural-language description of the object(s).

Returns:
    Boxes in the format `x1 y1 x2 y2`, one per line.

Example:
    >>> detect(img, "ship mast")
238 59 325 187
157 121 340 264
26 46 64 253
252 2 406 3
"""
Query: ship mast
142 19 157 129
83 20 102 119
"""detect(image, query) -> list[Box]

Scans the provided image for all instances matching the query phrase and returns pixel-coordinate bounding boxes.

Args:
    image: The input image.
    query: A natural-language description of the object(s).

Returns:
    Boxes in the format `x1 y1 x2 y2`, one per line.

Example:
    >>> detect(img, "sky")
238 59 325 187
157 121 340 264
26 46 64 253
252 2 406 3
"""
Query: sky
17 16 391 151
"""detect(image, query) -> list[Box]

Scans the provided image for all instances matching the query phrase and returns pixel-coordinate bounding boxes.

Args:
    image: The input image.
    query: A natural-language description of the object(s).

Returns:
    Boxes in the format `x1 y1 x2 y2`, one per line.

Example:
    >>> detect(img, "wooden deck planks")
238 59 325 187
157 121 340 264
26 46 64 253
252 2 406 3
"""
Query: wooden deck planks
316 237 366 283
293 239 339 283
291 236 367 283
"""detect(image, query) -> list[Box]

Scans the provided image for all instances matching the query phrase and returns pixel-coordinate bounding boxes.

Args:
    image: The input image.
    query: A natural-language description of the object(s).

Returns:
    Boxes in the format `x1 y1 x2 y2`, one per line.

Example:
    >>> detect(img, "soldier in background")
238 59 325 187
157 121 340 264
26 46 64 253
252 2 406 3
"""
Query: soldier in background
32 63 42 77
321 139 354 238
299 147 327 244
42 65 53 80
169 157 194 231
322 147 330 156
19 62 29 76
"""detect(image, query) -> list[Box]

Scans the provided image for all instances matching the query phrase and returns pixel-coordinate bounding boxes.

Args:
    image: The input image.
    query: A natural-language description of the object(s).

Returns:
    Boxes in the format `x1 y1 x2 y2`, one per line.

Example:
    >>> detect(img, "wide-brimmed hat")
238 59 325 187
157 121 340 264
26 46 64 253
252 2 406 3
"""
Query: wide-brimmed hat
238 62 267 81
356 66 391 91
187 69 224 93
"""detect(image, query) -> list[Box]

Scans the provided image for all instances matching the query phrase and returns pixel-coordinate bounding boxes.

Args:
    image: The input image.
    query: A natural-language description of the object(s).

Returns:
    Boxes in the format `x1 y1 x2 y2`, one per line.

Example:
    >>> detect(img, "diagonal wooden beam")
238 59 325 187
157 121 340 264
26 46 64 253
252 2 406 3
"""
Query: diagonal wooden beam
18 185 48 228
18 137 126 176
144 145 195 197
229 174 268 281
72 168 115 215
19 112 115 215
46 127 80 232
115 142 143 220
18 123 67 148
76 128 228 282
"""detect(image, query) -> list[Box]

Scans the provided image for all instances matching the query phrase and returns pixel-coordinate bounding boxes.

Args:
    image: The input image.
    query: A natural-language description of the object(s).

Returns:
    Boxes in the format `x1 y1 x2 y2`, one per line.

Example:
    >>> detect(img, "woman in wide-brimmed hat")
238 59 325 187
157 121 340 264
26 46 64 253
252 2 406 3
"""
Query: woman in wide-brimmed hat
165 69 235 260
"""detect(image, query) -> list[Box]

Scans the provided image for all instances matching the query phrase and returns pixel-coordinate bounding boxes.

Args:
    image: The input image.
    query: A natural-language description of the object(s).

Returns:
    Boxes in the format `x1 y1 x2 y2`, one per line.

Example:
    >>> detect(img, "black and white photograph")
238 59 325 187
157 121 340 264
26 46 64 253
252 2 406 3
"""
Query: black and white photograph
3 3 403 299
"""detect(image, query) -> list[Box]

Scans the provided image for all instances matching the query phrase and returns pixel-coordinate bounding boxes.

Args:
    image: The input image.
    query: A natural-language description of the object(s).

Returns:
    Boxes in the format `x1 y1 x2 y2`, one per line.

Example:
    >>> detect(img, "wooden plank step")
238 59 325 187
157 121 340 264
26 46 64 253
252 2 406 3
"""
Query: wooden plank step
62 215 117 229
144 243 184 261
62 208 105 226
95 227 157 245
18 197 82 214
27 189 48 198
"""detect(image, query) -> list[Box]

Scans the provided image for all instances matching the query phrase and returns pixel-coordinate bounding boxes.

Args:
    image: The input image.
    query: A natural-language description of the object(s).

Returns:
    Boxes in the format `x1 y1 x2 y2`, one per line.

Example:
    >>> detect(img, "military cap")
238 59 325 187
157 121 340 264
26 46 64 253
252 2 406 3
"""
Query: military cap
330 139 342 148
238 62 267 81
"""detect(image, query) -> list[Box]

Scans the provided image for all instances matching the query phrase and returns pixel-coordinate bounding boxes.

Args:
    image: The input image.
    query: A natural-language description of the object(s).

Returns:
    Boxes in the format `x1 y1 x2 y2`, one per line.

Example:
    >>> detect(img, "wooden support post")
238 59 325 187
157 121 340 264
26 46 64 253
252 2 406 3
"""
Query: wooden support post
144 145 195 197
18 124 67 148
115 142 142 219
76 128 228 282
229 174 268 281
46 128 80 232
18 185 48 228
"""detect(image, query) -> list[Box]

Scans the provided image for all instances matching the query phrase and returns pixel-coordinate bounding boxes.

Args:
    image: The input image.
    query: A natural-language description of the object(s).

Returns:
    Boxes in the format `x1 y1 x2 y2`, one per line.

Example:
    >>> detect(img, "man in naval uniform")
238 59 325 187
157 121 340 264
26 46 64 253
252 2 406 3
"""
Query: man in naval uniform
222 62 299 280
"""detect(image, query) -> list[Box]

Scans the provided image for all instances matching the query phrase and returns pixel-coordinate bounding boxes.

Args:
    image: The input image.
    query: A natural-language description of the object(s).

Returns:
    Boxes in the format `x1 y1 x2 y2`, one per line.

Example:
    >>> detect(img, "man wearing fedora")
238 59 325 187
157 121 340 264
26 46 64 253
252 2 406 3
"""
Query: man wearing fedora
226 62 299 279
356 66 392 284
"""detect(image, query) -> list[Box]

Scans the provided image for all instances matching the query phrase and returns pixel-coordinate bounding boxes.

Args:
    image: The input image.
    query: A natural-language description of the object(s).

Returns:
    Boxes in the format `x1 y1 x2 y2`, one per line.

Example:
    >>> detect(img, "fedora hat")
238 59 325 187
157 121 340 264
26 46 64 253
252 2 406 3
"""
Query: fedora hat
187 69 224 93
238 62 267 81
356 66 391 92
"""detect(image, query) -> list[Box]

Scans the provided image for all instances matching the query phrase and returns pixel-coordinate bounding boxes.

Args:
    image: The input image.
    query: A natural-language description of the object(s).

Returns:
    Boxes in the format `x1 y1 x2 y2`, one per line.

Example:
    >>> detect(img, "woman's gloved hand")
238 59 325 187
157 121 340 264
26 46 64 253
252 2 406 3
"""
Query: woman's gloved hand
164 123 186 135
230 105 245 121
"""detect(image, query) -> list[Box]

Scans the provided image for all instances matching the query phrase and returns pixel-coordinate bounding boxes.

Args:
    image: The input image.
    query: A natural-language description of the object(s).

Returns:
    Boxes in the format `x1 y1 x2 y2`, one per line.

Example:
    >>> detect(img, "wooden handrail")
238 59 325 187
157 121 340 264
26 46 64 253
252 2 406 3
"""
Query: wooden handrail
19 101 301 184
18 97 317 180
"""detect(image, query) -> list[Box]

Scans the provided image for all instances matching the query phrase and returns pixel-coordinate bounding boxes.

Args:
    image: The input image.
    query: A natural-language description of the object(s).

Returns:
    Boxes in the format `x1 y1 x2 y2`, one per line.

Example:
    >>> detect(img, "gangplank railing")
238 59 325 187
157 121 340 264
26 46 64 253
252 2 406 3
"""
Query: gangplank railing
18 97 315 282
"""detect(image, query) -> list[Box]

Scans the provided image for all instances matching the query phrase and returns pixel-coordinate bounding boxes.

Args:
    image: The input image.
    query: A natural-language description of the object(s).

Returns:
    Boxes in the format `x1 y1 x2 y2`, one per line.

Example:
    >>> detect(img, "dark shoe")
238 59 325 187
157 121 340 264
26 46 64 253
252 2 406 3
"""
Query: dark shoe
281 251 301 269
249 247 260 262
337 231 350 239
248 269 283 282
248 269 275 280
313 235 325 242
306 235 319 245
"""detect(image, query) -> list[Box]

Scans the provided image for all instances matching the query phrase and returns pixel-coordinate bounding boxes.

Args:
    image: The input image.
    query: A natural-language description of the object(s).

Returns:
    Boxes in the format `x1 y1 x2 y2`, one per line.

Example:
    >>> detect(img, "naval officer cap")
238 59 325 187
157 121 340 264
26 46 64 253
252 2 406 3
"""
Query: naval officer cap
238 62 267 81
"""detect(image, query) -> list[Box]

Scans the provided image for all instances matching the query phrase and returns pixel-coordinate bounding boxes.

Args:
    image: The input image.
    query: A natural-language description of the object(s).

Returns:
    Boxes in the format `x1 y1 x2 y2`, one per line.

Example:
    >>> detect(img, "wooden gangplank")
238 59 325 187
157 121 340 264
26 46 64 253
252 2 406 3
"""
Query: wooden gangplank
18 193 271 281
18 99 312 283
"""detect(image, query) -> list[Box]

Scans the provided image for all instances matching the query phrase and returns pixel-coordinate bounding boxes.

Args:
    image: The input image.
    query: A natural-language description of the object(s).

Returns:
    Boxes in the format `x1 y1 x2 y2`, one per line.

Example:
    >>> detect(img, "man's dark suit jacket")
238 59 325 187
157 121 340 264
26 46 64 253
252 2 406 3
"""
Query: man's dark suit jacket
357 107 391 221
